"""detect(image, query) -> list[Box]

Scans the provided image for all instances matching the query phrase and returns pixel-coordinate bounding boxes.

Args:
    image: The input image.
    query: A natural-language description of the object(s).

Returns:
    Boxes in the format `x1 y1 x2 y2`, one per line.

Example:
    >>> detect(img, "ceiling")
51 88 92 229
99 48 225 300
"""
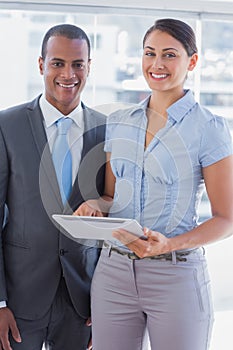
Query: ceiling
1 0 233 19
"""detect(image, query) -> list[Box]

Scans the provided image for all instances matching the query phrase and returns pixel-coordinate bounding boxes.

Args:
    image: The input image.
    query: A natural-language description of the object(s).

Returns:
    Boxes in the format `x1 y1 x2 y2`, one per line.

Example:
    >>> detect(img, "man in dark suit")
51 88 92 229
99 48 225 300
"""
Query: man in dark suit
0 24 106 350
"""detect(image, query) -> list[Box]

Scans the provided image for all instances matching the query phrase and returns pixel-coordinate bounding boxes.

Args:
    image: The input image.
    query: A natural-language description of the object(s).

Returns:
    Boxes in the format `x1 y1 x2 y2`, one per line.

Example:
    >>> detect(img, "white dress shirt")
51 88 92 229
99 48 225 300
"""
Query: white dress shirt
39 94 84 184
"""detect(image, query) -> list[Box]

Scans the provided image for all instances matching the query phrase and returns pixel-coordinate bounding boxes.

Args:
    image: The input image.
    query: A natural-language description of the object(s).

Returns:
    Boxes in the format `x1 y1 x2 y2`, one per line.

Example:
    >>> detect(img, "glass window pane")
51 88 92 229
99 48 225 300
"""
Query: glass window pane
201 20 233 121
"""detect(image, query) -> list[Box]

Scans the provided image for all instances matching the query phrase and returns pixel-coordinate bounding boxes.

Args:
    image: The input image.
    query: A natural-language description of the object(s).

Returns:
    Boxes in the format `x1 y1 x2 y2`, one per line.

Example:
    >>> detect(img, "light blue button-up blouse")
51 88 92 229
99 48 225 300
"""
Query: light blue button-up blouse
105 90 232 241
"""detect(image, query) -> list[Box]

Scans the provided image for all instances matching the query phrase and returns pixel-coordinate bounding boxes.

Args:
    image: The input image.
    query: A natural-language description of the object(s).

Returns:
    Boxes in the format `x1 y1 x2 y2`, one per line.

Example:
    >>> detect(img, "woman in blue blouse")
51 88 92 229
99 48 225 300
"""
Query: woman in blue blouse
75 18 233 350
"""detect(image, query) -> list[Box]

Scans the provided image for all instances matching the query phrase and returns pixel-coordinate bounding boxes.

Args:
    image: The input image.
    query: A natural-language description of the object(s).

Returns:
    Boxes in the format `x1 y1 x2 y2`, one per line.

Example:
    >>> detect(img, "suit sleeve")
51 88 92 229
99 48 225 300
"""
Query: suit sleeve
0 126 9 300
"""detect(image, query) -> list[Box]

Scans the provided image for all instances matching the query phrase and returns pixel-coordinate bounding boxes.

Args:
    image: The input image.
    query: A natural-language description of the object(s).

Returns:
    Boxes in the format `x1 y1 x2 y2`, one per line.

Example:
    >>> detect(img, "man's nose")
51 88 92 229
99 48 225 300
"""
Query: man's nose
60 65 76 79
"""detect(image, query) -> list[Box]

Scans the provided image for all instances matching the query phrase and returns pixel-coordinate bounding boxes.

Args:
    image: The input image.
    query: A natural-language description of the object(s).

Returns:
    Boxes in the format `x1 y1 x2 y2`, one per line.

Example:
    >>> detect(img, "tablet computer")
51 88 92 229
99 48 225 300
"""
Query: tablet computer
52 214 144 241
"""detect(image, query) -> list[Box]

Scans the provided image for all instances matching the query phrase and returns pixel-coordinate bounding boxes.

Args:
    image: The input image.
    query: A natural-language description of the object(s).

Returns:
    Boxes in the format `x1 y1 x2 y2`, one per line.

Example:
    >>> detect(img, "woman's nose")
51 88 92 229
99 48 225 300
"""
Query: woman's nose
152 57 164 70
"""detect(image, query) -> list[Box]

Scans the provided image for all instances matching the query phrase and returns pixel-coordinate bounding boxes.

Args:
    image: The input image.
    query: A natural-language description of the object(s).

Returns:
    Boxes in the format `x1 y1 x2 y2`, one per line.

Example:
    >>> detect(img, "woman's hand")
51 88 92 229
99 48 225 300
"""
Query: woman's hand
112 227 171 258
74 195 113 217
73 200 104 217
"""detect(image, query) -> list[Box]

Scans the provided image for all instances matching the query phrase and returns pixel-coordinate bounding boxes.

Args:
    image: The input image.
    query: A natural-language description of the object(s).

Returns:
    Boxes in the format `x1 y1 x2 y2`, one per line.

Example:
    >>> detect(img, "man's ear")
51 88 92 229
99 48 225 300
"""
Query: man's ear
38 56 44 75
87 58 92 76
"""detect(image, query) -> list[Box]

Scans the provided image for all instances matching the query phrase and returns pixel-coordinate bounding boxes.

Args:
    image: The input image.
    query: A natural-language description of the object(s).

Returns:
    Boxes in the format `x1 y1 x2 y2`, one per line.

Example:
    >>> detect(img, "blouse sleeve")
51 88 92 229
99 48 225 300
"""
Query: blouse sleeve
104 112 119 153
199 116 233 167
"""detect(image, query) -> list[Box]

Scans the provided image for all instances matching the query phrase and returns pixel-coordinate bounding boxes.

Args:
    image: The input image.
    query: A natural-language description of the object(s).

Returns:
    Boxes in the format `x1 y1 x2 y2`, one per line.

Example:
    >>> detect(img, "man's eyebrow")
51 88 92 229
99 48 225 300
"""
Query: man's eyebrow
50 58 85 62
72 59 85 62
50 57 64 61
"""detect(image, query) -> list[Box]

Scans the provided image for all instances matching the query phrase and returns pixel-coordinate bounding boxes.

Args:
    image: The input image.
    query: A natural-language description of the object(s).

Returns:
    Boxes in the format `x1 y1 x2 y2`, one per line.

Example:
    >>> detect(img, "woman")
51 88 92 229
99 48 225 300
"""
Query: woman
75 18 233 350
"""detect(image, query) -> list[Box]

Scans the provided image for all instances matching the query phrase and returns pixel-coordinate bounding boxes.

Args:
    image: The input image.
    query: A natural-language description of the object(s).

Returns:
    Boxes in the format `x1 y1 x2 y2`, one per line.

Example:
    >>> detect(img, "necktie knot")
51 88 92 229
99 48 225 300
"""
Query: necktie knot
57 117 73 135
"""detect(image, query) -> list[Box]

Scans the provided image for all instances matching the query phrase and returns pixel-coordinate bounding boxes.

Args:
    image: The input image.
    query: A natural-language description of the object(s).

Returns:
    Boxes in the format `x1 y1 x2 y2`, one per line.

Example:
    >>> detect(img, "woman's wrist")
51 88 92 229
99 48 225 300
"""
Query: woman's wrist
98 195 113 214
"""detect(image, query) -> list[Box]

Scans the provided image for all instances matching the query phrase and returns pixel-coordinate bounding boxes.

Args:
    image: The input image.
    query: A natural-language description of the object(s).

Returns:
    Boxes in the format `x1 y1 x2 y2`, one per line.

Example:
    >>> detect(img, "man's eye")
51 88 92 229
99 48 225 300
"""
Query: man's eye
75 63 85 70
53 62 63 67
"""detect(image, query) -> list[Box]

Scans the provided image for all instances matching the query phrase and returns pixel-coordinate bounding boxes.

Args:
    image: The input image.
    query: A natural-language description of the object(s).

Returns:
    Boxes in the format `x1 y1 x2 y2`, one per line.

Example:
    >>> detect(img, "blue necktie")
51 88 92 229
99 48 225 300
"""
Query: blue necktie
52 118 73 205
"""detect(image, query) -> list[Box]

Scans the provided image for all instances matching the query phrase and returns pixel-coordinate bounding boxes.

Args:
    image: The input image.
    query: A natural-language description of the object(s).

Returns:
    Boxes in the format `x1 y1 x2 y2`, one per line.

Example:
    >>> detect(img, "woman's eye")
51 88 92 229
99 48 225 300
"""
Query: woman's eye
164 53 176 58
145 52 155 57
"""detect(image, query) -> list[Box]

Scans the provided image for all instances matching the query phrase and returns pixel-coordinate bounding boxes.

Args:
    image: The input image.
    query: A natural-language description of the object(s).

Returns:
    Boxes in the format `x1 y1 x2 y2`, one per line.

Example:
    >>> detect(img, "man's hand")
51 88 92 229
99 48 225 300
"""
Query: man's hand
0 307 21 350
86 317 92 350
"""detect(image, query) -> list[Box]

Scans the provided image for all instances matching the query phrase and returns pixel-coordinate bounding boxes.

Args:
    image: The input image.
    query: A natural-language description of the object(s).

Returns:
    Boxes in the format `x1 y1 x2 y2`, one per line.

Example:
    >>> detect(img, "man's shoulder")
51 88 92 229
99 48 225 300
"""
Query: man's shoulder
0 96 40 122
83 104 106 117
83 103 107 126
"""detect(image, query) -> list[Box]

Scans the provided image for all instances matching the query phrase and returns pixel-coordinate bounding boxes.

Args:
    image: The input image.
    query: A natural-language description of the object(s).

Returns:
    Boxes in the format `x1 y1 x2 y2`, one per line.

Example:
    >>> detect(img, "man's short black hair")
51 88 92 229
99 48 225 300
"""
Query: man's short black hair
41 23 91 59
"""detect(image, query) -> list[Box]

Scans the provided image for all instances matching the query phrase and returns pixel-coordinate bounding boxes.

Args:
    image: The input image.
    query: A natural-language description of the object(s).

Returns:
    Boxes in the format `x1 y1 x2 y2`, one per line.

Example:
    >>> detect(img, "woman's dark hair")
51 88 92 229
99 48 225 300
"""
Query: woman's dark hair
41 23 91 59
143 18 197 57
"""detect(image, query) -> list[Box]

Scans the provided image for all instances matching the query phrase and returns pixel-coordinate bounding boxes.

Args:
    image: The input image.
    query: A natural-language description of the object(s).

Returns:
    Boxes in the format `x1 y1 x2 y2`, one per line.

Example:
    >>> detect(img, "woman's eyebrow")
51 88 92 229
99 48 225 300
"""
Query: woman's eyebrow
144 46 179 52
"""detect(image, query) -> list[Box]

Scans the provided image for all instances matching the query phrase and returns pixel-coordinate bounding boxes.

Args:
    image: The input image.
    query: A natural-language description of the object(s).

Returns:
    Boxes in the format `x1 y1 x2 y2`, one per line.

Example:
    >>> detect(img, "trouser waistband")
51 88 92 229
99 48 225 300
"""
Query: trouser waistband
103 242 199 262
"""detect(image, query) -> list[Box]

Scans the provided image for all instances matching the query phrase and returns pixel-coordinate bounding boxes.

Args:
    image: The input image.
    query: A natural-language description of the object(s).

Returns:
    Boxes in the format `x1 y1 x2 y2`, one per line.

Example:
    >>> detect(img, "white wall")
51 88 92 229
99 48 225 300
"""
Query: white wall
0 16 29 109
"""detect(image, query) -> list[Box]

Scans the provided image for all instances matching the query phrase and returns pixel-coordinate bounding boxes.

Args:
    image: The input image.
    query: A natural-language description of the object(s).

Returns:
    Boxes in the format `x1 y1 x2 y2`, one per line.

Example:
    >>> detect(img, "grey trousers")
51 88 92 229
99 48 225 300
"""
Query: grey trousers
91 247 214 350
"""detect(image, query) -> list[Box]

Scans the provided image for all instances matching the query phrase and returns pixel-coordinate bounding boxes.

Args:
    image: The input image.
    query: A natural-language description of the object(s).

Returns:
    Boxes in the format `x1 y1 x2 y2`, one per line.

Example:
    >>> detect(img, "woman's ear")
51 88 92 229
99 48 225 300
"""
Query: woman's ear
188 53 198 71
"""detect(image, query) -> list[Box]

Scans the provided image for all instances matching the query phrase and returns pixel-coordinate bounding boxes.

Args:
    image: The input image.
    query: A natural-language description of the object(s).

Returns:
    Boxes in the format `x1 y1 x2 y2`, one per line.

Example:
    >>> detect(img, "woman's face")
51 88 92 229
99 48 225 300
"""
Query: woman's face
142 29 198 94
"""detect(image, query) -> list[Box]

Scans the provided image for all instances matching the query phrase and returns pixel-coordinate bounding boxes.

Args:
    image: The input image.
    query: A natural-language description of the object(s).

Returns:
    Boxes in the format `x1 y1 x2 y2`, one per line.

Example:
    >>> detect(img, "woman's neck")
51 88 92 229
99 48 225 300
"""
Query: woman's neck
149 89 185 117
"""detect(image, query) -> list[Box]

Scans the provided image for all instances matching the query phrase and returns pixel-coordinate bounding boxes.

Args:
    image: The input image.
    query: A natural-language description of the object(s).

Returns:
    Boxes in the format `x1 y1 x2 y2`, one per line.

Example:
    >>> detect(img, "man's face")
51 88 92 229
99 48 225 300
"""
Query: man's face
39 36 90 115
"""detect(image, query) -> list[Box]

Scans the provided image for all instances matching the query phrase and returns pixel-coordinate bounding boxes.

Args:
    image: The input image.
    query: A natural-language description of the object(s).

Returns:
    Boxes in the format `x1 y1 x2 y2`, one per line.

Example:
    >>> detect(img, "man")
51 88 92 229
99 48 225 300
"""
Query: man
0 24 106 350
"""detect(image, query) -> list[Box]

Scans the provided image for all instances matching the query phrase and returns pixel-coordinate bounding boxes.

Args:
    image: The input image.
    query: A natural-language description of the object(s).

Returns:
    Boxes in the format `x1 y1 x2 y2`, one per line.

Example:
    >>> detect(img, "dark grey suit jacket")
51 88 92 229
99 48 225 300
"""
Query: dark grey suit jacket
0 95 106 320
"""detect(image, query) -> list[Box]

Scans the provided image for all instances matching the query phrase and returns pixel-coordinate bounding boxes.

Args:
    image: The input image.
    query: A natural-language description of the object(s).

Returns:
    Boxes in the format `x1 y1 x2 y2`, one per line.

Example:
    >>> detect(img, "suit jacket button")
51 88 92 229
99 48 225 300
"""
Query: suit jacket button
60 249 65 256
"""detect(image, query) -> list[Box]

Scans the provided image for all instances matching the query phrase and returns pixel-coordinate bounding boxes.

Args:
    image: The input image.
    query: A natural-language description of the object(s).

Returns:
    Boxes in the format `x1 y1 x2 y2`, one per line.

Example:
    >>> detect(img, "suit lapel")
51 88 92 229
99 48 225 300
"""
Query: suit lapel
81 106 97 160
68 106 97 211
27 97 63 212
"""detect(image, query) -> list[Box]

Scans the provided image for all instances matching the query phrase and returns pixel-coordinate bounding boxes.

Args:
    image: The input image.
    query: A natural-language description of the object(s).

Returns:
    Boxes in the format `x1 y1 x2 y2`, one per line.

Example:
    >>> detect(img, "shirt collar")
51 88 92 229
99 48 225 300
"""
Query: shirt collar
129 95 150 116
167 89 197 122
39 94 83 128
128 90 197 123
